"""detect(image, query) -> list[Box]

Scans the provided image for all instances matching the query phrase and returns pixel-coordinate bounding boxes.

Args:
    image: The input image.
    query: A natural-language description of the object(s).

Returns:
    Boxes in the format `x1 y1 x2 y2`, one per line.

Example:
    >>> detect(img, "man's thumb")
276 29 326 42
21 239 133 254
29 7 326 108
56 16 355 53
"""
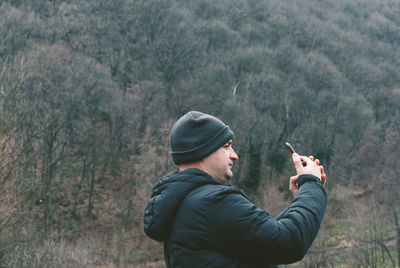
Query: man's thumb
292 153 303 174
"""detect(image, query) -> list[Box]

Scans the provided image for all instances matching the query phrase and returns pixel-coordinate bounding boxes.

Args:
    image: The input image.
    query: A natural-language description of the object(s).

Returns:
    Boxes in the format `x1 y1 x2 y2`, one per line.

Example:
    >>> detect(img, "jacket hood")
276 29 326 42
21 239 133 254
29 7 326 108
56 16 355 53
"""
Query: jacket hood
143 168 221 242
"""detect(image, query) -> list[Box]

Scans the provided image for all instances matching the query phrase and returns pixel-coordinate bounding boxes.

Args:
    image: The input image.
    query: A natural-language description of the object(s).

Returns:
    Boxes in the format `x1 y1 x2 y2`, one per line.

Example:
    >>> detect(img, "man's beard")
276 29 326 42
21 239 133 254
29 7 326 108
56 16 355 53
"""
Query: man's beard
224 169 233 181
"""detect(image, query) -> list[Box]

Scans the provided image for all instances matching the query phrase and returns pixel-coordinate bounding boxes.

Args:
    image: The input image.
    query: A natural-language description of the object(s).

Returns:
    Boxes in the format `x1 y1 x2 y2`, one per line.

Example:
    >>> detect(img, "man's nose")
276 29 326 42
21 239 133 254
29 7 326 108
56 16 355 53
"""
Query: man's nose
230 148 239 161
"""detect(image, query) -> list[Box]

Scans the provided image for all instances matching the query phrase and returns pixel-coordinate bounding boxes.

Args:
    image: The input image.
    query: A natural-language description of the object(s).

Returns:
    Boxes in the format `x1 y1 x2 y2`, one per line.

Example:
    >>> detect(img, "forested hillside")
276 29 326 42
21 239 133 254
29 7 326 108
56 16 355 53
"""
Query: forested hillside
0 0 399 267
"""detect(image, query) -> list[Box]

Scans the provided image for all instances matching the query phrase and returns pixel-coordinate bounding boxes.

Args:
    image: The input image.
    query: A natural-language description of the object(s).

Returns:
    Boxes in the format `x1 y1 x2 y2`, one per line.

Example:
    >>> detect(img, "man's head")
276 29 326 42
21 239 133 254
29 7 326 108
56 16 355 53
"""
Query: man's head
170 111 238 183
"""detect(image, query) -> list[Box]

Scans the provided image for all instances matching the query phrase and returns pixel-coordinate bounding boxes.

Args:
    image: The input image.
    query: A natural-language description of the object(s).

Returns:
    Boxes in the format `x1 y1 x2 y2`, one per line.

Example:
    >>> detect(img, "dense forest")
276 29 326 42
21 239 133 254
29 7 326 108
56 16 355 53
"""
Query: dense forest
0 0 399 267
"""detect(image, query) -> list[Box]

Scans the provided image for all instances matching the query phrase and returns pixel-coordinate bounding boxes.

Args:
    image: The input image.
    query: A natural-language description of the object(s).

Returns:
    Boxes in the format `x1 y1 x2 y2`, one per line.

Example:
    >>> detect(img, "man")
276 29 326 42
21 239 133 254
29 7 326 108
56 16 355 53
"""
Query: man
144 111 327 267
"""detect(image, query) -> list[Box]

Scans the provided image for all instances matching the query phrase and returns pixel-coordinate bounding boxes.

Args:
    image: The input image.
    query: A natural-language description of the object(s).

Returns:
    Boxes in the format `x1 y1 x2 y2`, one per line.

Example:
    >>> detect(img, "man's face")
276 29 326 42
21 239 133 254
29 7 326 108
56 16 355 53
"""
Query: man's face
201 140 239 184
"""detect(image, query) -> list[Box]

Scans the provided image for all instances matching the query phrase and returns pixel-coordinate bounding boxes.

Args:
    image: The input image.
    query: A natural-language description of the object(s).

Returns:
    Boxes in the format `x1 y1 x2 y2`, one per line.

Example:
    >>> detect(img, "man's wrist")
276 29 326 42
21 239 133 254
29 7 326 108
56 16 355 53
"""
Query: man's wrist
298 174 321 187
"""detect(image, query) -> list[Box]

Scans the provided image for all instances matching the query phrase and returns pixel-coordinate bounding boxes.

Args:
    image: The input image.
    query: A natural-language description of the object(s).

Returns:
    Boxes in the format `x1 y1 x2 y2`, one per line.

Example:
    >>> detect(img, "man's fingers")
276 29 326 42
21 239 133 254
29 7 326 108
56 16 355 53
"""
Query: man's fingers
292 153 303 174
294 153 326 186
290 175 298 187
321 173 326 185
320 165 326 185
289 175 299 196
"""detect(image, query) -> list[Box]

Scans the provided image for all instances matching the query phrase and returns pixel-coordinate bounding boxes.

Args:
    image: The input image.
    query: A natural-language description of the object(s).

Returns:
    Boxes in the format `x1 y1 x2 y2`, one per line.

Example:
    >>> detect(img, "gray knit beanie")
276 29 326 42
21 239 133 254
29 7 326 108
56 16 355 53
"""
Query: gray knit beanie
170 111 234 165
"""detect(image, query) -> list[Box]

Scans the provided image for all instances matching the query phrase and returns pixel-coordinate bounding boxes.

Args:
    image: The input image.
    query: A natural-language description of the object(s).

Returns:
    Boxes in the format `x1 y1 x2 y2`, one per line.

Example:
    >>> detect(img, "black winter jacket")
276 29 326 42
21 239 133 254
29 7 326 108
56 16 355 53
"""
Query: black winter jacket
144 168 327 267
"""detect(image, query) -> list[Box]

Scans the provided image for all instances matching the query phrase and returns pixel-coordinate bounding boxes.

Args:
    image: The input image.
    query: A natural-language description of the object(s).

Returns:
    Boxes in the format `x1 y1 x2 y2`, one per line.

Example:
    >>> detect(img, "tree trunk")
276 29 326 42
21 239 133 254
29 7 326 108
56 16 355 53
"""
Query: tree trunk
124 168 135 226
43 131 55 236
71 158 88 222
87 163 96 216
393 206 400 268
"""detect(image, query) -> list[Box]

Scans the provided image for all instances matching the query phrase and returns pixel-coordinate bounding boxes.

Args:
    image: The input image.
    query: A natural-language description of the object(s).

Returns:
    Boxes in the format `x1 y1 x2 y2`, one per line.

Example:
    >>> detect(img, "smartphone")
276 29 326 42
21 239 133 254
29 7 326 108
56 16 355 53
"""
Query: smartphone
285 142 307 166
284 142 296 156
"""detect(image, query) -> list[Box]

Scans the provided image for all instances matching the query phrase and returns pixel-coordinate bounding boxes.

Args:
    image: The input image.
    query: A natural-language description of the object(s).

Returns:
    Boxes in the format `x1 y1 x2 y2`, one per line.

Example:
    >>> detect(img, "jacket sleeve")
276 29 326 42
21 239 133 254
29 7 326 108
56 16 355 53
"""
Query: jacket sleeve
208 174 327 265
